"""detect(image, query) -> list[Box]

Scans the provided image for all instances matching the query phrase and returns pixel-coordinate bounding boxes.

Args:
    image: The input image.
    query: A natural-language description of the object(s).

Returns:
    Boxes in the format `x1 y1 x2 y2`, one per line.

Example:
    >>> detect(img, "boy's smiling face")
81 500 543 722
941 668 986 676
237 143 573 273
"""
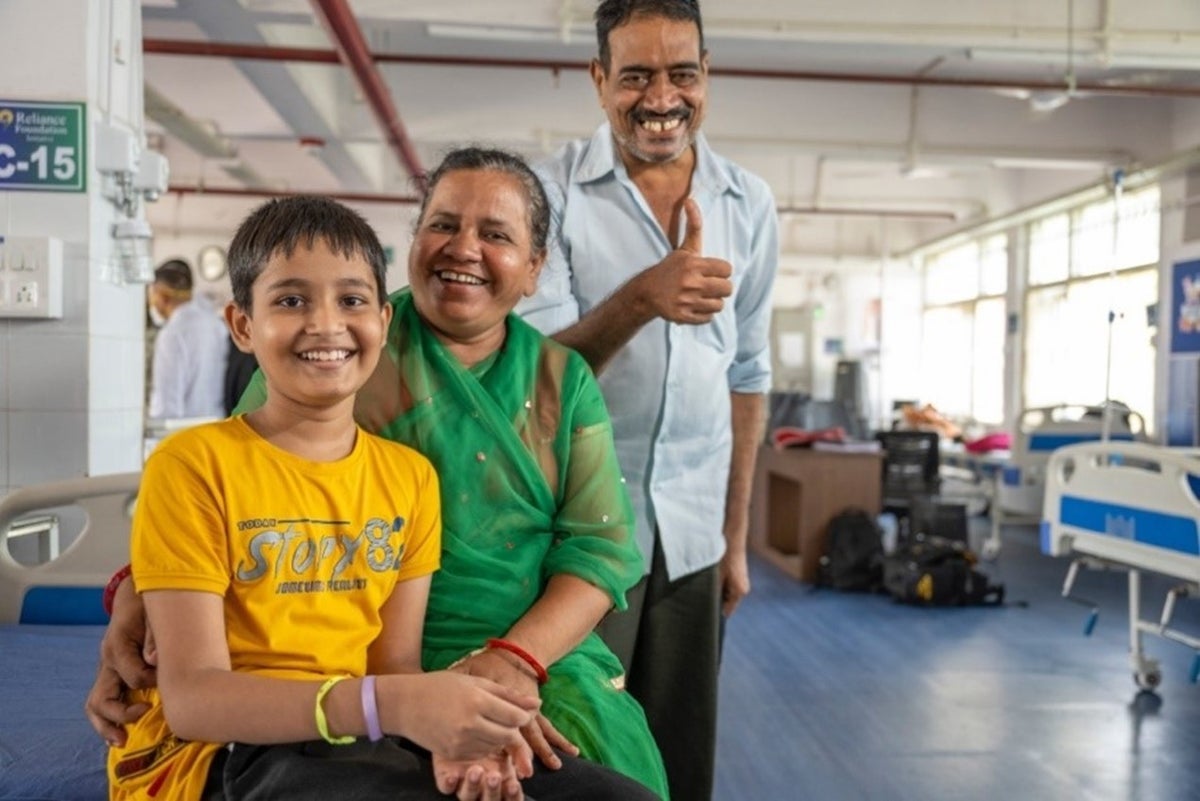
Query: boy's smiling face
227 238 391 414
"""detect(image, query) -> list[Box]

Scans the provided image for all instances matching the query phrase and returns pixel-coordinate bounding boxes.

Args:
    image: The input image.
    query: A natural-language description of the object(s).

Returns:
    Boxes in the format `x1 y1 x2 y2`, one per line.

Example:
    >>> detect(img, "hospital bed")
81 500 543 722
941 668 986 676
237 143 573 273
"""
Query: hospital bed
944 403 1146 559
1041 442 1200 691
0 472 139 799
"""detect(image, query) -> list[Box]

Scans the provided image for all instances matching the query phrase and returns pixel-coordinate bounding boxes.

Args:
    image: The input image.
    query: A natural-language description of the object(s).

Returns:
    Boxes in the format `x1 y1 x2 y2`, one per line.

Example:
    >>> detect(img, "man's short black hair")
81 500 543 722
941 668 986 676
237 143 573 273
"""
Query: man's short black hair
594 0 704 71
154 259 193 292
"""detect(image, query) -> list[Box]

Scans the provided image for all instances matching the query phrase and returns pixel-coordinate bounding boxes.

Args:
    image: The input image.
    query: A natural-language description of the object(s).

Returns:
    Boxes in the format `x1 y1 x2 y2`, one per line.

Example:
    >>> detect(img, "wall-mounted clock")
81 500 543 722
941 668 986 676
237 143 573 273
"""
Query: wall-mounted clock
198 245 228 282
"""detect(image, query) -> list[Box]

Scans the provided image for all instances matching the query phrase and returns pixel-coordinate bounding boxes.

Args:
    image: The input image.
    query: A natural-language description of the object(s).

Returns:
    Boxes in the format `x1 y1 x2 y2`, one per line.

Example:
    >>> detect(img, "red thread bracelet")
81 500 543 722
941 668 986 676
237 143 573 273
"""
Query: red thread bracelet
102 564 133 617
485 638 548 685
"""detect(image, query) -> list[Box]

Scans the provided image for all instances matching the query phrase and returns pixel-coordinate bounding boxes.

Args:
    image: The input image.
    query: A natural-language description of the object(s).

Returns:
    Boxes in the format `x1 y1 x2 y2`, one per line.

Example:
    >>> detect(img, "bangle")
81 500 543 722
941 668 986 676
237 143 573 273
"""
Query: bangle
102 564 133 617
360 675 383 742
485 638 548 685
314 677 356 745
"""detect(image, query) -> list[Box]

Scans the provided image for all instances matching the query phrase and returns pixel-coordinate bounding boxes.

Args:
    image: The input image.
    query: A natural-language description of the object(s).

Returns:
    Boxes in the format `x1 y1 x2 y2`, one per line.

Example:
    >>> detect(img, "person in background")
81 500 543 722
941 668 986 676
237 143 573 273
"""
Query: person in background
89 148 667 800
147 258 229 420
518 1 779 798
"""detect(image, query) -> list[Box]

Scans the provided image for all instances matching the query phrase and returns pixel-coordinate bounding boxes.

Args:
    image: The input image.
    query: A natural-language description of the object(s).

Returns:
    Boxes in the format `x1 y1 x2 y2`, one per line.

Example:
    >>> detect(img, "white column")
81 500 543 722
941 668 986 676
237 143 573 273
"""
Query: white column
0 0 147 493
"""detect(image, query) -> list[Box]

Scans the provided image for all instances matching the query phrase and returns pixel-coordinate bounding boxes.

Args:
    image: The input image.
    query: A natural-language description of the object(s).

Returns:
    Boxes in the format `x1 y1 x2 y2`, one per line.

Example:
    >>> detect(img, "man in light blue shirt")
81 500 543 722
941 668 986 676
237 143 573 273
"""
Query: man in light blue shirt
147 259 229 421
517 2 778 798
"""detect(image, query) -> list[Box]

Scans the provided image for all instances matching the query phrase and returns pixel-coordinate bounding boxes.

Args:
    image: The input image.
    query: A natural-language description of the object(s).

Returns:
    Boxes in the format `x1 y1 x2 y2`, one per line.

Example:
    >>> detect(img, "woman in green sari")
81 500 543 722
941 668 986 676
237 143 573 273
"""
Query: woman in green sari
232 148 668 799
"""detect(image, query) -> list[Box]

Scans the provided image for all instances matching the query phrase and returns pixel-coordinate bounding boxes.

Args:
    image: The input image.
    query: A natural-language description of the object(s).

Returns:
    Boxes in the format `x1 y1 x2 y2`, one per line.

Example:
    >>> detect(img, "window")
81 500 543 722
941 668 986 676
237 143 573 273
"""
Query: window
1024 270 1157 417
919 236 1008 424
1022 186 1159 428
1029 214 1069 286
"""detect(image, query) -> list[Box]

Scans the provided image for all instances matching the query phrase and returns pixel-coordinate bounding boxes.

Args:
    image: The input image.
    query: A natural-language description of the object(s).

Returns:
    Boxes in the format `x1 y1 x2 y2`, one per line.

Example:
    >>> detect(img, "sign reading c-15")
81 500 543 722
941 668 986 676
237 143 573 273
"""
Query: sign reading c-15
0 100 86 192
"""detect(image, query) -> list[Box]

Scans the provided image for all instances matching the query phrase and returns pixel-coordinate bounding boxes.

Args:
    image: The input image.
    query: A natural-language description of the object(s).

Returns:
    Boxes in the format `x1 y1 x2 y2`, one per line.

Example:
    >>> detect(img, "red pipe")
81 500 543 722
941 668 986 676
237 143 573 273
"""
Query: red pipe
307 0 427 192
143 37 1200 99
143 39 339 64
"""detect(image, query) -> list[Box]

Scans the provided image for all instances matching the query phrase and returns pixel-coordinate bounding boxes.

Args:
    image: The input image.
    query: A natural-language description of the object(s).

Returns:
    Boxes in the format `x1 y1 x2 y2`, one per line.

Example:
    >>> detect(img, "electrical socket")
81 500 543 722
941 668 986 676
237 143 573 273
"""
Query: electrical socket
0 236 62 318
14 282 38 308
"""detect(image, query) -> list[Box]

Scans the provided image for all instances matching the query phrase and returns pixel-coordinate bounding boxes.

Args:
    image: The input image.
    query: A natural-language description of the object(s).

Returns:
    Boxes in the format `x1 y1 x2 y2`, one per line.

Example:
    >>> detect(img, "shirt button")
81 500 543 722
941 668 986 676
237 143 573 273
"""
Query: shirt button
476 452 486 462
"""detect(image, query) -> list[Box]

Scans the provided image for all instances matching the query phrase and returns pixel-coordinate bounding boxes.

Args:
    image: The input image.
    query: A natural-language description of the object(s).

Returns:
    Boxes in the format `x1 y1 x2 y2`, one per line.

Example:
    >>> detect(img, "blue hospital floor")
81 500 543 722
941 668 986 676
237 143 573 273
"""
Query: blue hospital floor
716 521 1200 801
3 522 1197 801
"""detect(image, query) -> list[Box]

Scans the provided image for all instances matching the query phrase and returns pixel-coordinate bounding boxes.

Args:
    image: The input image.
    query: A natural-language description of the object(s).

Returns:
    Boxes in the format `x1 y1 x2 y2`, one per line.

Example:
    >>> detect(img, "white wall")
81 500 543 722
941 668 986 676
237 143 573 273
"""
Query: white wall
151 201 420 303
0 0 147 493
771 252 922 431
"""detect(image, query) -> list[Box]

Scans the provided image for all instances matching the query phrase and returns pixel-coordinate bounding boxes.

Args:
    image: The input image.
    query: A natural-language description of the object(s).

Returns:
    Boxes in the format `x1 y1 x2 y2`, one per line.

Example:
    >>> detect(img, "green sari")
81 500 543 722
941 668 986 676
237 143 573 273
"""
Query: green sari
237 290 668 798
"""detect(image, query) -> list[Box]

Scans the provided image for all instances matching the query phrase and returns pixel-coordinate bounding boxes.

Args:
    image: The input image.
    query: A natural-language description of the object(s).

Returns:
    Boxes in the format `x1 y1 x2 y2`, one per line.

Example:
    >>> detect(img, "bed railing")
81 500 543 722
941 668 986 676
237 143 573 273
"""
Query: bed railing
0 472 140 624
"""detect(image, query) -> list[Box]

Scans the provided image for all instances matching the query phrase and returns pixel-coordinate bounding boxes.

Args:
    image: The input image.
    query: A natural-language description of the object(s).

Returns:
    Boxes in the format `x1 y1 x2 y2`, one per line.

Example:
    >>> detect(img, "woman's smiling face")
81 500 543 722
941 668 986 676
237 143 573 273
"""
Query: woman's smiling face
407 168 545 361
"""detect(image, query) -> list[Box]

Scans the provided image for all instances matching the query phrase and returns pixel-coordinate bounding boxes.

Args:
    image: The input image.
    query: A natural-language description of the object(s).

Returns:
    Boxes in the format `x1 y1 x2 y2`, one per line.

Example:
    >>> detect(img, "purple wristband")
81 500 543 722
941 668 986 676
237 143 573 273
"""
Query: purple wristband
361 675 383 742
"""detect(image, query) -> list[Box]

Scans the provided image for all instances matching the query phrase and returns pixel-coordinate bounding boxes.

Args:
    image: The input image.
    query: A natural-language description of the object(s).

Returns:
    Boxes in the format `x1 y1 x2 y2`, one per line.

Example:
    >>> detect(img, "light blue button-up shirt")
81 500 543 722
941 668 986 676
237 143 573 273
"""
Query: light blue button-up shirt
518 124 779 580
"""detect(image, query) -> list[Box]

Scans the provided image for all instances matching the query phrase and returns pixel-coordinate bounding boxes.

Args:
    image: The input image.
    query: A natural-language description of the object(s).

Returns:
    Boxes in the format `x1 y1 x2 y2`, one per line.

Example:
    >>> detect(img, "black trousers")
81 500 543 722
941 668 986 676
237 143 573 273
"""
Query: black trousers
596 538 723 801
203 737 659 801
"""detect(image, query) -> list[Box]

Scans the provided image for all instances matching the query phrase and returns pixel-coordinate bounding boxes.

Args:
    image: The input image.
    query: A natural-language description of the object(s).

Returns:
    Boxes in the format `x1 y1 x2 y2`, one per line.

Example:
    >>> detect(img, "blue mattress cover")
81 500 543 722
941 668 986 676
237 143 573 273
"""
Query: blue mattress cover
0 625 107 800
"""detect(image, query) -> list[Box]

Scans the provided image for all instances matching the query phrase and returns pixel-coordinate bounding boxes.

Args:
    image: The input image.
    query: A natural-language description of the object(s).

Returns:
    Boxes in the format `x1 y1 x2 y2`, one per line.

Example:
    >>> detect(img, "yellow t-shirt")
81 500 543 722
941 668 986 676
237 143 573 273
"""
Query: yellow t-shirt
108 416 441 800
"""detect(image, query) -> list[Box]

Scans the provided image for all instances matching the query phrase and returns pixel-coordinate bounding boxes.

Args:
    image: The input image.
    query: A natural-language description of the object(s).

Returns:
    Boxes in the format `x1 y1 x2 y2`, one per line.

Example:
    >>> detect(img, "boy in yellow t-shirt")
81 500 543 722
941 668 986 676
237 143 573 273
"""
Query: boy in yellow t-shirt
108 196 539 800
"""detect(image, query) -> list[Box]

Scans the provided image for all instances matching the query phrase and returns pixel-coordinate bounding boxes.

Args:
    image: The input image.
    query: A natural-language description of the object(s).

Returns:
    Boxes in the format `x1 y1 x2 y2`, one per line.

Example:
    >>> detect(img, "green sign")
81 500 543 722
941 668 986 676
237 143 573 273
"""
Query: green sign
0 100 86 192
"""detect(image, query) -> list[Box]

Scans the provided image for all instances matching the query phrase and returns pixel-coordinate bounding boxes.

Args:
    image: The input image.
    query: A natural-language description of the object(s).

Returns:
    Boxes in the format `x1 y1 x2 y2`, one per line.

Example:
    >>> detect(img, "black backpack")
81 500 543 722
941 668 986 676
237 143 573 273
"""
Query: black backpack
817 508 884 592
882 536 1004 606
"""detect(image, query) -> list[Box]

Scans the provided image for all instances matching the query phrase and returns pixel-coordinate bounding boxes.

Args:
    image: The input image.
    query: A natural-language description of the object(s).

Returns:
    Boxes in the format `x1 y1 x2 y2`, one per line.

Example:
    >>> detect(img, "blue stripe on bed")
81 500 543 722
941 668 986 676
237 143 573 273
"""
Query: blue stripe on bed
20 586 108 624
1027 433 1135 451
1059 495 1200 555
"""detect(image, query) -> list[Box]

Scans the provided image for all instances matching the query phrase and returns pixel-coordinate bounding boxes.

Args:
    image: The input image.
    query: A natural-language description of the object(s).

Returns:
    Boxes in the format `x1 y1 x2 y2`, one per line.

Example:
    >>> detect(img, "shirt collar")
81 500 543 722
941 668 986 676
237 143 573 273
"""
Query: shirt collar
574 122 744 199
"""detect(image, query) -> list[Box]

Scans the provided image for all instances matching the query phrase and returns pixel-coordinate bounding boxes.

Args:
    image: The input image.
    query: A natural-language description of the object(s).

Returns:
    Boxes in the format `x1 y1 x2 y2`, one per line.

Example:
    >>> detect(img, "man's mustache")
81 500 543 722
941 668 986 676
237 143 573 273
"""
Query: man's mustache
631 107 691 124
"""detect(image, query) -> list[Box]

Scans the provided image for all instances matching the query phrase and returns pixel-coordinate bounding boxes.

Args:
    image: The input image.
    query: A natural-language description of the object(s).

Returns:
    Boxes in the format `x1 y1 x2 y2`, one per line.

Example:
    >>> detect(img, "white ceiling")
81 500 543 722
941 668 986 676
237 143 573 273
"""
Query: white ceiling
139 0 1200 260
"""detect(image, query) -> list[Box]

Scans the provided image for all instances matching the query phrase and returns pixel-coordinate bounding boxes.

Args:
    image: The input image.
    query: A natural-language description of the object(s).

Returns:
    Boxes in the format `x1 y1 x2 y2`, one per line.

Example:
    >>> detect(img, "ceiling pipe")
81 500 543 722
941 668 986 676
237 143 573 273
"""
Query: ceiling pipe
144 37 1200 99
779 206 958 221
144 82 237 159
306 0 427 192
164 185 955 221
167 184 421 205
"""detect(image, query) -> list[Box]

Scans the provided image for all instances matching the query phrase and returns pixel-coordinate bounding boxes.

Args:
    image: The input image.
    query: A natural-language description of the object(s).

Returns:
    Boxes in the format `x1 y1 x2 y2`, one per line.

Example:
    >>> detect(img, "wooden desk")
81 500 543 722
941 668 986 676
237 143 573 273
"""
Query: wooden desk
749 444 882 583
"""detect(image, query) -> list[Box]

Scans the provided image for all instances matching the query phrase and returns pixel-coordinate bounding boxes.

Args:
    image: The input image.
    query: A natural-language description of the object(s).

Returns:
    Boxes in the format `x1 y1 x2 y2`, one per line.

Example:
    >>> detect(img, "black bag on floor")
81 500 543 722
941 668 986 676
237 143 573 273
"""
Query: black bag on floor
882 536 1004 606
817 508 883 592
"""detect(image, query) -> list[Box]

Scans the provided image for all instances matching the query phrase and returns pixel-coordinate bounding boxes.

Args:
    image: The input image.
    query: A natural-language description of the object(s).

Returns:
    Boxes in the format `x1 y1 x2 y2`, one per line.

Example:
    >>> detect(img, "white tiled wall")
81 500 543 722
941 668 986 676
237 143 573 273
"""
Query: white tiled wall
0 404 8 491
8 332 89 412
87 334 144 413
0 0 148 495
8 410 88 485
87 408 142 476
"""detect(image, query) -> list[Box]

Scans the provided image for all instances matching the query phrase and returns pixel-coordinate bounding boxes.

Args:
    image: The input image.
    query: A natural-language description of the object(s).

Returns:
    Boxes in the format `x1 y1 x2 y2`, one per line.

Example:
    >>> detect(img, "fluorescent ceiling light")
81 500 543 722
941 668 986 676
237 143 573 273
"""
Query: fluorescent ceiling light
426 22 591 44
992 156 1111 171
968 47 1200 72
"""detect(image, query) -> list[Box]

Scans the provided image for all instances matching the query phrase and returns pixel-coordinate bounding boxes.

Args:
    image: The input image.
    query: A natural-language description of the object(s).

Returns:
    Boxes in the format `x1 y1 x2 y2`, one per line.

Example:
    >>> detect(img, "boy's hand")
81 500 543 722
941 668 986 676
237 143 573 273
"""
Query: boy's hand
385 672 538 765
434 752 525 801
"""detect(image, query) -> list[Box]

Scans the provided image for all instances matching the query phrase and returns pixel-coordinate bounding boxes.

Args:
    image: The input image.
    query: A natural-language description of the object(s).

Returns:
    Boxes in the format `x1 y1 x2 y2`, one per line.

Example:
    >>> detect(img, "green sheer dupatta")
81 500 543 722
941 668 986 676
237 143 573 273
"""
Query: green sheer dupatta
361 292 638 655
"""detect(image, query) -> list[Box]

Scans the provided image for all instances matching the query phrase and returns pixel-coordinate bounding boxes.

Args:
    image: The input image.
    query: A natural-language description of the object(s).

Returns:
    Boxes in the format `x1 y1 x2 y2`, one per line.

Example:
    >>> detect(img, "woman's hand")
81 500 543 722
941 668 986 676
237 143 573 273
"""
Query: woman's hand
451 650 579 769
526 713 579 770
84 577 155 745
383 671 538 766
433 751 525 801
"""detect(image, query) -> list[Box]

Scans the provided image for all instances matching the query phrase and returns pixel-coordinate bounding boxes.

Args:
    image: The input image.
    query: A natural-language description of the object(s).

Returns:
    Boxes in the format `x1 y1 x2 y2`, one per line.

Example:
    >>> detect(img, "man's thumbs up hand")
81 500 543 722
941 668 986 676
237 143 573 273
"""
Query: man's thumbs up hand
634 199 733 325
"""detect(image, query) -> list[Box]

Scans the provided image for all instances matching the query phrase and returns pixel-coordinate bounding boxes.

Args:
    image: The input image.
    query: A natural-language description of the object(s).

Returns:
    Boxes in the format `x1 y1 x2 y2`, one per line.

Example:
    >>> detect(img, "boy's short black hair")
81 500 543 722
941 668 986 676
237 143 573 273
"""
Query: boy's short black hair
594 0 704 71
227 195 388 312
